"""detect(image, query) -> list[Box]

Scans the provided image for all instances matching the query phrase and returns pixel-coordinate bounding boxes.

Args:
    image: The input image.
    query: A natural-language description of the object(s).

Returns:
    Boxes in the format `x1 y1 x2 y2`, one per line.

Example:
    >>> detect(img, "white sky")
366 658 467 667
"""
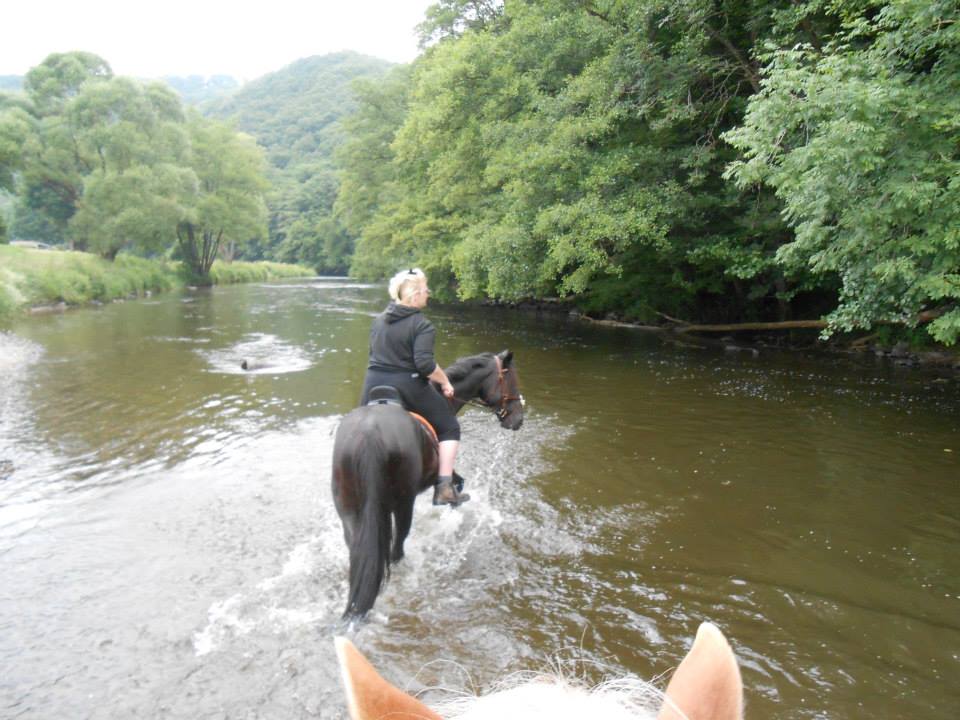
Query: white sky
1 0 437 81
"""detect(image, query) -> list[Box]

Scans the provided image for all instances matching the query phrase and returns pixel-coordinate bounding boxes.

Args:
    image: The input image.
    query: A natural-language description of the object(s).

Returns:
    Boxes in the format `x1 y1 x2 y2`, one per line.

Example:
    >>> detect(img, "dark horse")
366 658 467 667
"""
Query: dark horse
331 350 524 619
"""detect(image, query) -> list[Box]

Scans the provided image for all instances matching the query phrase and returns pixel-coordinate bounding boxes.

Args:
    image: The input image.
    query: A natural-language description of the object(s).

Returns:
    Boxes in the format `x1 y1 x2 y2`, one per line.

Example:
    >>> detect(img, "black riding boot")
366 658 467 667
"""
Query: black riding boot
433 474 470 506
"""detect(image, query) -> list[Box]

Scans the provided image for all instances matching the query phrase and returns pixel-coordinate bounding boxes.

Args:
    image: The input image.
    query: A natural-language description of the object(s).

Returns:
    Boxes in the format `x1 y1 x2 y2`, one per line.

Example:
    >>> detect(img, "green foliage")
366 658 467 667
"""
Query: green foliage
15 53 137 248
174 115 269 281
0 97 31 193
341 0 800 308
4 52 273 286
24 51 112 115
206 53 391 171
725 0 960 343
207 259 312 284
0 245 311 323
333 0 958 346
0 245 177 313
62 77 193 258
335 67 412 237
416 0 504 49
205 52 394 270
9 194 63 243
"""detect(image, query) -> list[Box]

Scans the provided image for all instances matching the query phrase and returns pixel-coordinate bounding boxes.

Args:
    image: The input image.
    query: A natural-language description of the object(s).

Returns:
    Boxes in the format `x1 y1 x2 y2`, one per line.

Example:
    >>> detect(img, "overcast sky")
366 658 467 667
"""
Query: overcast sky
1 0 436 81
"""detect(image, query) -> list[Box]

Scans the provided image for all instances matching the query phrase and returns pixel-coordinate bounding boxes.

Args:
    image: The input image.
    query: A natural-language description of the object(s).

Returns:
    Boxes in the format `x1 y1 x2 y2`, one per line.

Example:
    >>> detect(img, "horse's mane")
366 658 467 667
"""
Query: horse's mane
426 672 662 720
445 353 495 383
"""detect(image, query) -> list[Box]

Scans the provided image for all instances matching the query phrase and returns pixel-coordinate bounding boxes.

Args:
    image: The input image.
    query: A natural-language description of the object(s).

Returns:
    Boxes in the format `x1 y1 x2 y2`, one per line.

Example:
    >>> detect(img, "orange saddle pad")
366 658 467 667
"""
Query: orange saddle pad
407 411 438 445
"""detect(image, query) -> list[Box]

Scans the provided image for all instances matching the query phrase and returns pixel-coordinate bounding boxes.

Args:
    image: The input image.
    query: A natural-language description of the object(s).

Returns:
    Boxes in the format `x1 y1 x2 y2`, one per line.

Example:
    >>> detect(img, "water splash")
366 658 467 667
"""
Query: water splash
198 333 314 374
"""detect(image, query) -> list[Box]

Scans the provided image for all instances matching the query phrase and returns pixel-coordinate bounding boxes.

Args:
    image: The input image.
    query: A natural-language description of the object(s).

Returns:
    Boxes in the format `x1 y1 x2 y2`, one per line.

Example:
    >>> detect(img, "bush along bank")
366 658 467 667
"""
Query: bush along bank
0 246 313 322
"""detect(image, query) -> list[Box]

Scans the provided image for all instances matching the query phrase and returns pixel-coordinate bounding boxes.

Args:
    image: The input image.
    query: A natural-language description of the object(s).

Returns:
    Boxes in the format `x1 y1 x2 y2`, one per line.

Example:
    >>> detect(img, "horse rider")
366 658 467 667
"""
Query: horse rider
359 268 469 506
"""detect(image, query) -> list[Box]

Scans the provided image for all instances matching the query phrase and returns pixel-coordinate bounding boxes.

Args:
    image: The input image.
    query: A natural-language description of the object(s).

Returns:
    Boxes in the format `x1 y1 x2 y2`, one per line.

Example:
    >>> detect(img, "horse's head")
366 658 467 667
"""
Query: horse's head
484 350 523 430
335 622 743 720
445 350 524 429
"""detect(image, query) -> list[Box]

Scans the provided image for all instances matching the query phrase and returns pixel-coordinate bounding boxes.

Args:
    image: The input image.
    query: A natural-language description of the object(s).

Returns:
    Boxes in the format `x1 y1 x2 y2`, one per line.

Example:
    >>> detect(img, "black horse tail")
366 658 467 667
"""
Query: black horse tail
343 436 393 619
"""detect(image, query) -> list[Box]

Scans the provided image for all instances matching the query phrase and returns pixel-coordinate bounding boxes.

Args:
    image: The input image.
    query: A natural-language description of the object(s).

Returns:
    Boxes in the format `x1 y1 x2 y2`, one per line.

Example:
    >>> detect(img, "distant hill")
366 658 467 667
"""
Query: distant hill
204 51 394 172
0 76 23 92
162 74 240 106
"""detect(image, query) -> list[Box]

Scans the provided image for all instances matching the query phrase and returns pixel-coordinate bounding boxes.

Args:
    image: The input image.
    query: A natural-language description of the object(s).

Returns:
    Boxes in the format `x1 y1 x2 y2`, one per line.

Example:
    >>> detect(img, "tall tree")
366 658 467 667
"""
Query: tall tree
335 67 413 279
67 78 192 258
176 116 269 281
23 51 112 116
15 52 114 247
0 94 32 194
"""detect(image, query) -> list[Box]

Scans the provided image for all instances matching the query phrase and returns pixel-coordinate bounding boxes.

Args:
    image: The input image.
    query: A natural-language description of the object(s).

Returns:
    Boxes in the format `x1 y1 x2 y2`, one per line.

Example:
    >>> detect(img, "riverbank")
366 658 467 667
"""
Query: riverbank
479 297 960 372
0 246 313 323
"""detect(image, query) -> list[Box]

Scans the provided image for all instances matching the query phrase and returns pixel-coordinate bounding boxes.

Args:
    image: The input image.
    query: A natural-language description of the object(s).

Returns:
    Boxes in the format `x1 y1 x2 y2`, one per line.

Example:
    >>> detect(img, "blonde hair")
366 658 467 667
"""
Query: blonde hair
389 268 426 302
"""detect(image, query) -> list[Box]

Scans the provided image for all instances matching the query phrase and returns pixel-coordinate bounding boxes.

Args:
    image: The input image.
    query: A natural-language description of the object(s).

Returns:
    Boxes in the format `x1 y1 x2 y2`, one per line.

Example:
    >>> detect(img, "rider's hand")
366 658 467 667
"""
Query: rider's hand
442 381 454 399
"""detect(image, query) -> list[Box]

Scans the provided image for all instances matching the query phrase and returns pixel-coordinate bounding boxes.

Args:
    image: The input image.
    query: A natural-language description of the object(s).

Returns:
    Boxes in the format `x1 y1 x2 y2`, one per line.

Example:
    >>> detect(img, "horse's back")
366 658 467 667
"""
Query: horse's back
335 404 421 456
333 404 433 502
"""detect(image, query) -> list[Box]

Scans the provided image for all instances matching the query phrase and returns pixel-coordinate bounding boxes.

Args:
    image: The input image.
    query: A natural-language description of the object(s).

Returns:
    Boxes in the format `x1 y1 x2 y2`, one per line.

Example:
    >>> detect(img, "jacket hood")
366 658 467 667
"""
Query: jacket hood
383 301 421 324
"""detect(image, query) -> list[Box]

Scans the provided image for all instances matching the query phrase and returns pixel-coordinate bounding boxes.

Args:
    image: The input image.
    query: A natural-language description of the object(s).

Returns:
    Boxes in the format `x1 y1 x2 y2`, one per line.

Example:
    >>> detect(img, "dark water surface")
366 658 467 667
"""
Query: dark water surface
1 279 957 719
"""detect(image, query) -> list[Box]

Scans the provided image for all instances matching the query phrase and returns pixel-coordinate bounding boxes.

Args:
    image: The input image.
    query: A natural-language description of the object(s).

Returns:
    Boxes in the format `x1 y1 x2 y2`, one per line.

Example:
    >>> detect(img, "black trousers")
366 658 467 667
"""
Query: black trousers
360 369 461 442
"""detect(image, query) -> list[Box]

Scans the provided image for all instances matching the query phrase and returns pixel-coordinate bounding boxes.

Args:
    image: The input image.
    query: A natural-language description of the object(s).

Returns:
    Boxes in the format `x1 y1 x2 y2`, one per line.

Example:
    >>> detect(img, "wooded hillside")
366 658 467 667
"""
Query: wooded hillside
204 52 394 273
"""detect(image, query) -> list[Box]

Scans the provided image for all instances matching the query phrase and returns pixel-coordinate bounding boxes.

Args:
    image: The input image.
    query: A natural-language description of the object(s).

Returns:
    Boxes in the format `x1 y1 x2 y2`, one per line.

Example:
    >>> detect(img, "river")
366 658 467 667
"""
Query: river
1 278 957 719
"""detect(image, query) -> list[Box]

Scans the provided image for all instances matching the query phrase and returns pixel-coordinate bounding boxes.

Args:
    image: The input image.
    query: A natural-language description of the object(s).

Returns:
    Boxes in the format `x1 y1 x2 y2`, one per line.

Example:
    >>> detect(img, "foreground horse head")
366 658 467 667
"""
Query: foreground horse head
332 350 525 619
335 622 743 720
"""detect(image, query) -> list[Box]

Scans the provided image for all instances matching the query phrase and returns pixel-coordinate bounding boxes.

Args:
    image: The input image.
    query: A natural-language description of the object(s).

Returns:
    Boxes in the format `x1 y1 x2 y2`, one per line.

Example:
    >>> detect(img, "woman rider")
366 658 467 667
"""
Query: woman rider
359 268 468 507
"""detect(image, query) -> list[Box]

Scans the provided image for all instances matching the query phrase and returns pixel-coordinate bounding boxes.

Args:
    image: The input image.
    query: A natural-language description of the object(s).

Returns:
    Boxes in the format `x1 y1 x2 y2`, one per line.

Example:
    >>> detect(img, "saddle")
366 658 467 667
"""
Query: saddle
366 385 438 444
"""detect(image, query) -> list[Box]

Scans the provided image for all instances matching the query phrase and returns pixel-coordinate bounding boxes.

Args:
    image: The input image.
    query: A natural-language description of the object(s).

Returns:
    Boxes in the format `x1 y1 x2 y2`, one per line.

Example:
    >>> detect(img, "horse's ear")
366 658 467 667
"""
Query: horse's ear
658 623 743 720
499 349 514 366
335 637 443 720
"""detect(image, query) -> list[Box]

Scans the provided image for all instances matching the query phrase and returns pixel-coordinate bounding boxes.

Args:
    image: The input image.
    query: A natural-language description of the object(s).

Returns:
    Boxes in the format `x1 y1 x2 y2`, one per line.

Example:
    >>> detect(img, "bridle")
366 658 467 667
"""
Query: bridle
454 354 525 421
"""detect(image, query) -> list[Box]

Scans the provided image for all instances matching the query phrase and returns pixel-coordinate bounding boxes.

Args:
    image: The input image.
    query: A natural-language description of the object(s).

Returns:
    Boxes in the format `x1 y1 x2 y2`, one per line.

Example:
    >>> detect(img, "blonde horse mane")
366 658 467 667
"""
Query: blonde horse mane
336 623 743 720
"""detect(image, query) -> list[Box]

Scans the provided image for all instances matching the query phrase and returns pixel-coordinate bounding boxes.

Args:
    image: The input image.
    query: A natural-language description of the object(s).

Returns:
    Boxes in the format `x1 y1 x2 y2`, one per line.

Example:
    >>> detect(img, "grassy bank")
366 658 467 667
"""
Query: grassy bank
0 246 313 322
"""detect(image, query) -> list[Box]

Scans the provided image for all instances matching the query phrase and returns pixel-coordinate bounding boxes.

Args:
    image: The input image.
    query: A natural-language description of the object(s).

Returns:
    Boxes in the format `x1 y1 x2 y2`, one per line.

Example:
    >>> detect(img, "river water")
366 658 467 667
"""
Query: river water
0 279 957 719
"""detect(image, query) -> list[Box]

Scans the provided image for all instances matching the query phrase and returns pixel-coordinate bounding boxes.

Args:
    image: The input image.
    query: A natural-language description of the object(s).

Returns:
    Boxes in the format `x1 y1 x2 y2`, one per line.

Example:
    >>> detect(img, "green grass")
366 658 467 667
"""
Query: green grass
0 246 313 322
208 259 313 284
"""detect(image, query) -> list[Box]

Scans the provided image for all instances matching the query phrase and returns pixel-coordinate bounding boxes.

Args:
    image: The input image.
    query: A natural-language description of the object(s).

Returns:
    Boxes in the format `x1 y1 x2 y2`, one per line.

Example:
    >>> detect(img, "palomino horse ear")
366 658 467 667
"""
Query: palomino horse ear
658 623 743 720
335 637 443 720
498 349 514 366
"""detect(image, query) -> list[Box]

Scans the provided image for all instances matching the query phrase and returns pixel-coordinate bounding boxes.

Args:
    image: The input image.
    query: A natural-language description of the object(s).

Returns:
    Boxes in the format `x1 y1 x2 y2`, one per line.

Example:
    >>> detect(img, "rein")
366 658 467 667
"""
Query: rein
452 355 524 421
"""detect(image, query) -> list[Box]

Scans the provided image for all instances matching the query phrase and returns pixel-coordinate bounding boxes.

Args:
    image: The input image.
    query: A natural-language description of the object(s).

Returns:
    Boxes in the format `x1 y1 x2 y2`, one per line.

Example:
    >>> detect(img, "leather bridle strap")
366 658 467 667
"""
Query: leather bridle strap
491 354 524 420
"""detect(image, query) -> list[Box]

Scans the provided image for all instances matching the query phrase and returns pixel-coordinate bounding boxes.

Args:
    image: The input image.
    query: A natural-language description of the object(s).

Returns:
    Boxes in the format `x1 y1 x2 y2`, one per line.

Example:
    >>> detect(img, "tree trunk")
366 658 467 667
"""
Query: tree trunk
674 319 827 333
220 239 236 262
176 222 207 282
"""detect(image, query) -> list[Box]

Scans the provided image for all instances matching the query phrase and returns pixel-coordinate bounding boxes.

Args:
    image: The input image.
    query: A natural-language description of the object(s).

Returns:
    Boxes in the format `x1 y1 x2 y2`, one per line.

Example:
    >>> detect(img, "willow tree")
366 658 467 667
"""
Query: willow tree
176 116 269 282
11 52 114 247
67 78 192 259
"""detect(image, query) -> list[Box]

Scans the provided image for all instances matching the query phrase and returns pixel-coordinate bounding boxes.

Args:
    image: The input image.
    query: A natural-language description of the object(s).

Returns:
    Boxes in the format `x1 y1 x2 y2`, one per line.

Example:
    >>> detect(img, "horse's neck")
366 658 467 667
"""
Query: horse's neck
449 357 492 403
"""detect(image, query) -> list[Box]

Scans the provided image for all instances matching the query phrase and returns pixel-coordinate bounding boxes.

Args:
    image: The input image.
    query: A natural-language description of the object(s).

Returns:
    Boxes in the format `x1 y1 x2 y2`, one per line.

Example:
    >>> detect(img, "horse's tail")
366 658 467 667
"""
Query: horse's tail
343 434 393 619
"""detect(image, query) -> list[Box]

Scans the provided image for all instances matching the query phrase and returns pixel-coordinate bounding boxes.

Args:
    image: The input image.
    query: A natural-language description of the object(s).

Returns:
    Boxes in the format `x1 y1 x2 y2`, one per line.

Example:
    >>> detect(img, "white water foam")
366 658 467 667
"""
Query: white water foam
198 332 314 375
190 409 584 656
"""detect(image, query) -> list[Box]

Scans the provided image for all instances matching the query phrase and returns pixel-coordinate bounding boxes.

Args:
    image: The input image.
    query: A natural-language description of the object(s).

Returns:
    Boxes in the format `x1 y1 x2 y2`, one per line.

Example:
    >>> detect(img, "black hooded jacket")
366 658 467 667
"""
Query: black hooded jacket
366 302 438 377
